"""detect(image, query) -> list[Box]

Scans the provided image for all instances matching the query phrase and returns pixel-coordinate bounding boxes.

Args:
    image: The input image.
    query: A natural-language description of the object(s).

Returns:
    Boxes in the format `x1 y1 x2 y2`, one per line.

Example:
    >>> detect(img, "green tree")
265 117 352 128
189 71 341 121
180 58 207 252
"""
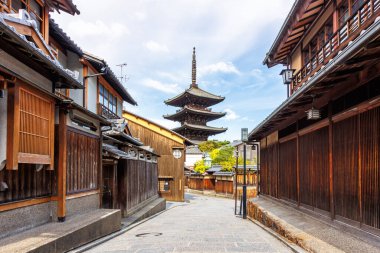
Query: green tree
194 160 209 174
198 140 230 152
211 145 236 171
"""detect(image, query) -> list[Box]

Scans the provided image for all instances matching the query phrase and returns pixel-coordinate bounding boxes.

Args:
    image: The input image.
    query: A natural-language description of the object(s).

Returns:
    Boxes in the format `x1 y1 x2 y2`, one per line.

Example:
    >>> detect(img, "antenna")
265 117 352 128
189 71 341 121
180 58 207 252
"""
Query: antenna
116 63 128 83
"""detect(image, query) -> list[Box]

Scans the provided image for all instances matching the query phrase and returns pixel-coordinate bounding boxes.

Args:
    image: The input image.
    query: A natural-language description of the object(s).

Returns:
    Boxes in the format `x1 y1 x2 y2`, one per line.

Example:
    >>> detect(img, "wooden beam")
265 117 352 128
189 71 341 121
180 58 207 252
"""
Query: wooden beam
57 109 67 222
18 153 51 164
296 122 300 207
0 197 51 212
345 52 380 65
6 82 19 170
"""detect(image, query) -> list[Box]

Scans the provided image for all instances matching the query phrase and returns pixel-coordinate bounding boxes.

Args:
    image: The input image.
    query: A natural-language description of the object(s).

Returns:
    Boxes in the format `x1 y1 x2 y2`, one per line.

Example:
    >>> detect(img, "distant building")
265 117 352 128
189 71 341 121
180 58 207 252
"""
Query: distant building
231 140 258 165
164 48 227 143
123 110 193 202
185 146 203 169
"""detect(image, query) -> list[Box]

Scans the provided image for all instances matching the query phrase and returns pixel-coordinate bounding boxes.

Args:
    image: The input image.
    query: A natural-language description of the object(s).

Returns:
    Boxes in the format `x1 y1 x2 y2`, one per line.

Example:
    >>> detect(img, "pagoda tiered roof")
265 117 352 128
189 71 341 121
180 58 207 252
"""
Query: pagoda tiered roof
164 86 225 107
172 122 227 134
163 105 226 122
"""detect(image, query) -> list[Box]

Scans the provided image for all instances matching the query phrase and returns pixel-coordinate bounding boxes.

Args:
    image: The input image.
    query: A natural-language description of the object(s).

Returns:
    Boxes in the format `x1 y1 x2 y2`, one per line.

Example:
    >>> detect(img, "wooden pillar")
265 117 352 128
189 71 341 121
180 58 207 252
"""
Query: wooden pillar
57 109 67 222
83 65 88 108
98 129 103 208
333 0 339 32
358 115 363 224
296 122 300 207
328 102 335 219
112 160 118 209
6 82 19 171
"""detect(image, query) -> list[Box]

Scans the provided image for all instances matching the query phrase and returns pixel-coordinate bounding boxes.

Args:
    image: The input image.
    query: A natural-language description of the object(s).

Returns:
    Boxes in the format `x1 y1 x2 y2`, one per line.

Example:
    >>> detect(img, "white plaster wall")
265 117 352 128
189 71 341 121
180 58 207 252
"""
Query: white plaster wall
58 50 68 69
185 154 203 167
0 90 7 168
0 49 52 92
87 68 98 114
117 98 123 117
67 51 83 106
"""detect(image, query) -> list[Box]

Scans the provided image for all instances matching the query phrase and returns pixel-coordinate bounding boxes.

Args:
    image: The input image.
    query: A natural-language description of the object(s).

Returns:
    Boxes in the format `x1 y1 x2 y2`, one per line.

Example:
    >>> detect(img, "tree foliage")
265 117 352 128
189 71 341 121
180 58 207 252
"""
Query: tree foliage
198 140 230 153
194 160 209 174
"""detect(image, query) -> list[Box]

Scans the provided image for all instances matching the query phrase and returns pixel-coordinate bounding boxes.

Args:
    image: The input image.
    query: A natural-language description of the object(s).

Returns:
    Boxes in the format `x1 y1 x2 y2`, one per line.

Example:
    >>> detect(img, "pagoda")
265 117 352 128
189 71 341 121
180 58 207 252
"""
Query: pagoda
164 47 227 143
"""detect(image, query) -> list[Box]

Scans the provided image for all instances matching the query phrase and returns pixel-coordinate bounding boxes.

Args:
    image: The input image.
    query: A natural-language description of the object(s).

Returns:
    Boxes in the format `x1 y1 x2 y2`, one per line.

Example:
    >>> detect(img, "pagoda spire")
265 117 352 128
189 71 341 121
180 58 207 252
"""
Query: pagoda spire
191 47 198 88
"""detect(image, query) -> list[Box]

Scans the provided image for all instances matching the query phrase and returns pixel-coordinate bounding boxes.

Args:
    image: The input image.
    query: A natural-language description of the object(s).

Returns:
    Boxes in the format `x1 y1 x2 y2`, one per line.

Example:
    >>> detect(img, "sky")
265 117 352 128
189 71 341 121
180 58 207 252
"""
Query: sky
52 0 295 142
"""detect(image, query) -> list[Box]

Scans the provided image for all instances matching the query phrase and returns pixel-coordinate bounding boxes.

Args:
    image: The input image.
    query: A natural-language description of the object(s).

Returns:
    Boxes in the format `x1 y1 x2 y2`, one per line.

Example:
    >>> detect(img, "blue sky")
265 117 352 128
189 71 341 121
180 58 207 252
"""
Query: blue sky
52 0 294 141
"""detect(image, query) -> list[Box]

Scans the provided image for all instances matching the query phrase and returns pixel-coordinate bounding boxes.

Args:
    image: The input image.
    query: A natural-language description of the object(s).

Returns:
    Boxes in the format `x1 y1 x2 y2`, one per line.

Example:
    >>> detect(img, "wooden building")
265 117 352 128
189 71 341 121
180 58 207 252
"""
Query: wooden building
164 48 227 143
123 110 193 202
250 0 380 235
0 0 160 242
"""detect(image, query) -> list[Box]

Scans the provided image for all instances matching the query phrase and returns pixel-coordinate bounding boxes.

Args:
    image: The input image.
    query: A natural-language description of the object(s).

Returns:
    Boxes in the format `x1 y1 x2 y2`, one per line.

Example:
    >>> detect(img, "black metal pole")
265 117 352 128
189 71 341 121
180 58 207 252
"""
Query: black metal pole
234 148 238 215
243 143 247 219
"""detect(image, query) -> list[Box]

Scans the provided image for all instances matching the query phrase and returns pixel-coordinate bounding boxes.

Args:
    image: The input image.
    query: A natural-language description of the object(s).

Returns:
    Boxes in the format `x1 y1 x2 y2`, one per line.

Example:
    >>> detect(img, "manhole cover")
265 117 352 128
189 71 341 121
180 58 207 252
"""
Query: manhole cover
135 232 162 237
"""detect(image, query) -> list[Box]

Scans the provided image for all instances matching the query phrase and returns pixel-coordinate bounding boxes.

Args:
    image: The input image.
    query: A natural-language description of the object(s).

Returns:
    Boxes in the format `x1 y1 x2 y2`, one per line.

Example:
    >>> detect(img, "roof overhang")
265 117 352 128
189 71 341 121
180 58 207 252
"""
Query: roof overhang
82 53 137 106
47 0 80 15
251 19 380 140
264 0 326 67
0 15 83 89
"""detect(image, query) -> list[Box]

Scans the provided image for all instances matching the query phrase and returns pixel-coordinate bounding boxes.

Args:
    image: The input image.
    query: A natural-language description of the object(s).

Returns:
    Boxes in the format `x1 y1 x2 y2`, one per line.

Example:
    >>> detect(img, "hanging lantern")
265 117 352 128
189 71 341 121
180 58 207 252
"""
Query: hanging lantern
306 107 321 120
280 69 295 85
306 95 320 120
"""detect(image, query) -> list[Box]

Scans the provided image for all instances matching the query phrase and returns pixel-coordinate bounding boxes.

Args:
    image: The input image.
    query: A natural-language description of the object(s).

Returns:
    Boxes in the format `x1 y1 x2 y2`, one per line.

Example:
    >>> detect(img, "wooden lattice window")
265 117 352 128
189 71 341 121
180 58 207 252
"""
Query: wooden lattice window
7 83 55 170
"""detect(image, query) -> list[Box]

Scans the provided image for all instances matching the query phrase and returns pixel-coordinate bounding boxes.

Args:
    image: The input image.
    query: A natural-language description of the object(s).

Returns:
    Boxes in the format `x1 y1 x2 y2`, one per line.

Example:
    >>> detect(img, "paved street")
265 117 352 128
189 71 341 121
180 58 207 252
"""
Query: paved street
86 194 293 253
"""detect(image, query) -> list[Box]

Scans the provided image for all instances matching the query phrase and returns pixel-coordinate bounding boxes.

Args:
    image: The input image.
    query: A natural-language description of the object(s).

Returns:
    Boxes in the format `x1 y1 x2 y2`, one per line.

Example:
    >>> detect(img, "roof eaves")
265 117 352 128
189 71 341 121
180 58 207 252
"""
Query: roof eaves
83 52 137 106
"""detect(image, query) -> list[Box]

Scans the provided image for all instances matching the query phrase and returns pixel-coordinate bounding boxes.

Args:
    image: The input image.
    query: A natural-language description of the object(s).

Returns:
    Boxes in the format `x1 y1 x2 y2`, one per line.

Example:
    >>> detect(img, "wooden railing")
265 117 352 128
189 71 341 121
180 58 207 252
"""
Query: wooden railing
98 103 119 119
291 0 380 94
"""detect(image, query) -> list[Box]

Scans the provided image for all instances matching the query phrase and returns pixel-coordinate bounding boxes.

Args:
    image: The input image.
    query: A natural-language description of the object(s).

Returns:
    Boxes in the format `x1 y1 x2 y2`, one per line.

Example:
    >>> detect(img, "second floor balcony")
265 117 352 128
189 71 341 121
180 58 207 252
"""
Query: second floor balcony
98 103 120 120
291 0 380 95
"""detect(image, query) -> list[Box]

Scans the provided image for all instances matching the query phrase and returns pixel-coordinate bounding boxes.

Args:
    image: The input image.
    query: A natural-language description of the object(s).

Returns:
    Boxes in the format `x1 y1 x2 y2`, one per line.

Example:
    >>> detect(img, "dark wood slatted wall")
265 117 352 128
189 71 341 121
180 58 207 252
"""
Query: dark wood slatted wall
299 133 313 207
66 129 99 194
279 139 297 202
267 144 278 197
260 147 268 195
0 164 52 203
312 127 330 212
119 159 158 212
215 180 233 194
188 178 204 190
333 116 360 222
360 108 380 229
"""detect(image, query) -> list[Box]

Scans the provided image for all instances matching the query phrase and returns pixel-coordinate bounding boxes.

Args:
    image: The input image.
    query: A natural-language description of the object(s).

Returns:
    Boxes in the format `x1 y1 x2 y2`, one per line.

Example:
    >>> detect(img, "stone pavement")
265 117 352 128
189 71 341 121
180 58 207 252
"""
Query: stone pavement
85 194 295 253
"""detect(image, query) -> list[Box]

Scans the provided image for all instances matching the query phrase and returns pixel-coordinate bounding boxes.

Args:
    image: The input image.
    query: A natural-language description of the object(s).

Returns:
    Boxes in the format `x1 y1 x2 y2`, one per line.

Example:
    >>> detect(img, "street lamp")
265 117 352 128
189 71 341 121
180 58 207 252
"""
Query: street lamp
241 128 248 219
280 68 294 98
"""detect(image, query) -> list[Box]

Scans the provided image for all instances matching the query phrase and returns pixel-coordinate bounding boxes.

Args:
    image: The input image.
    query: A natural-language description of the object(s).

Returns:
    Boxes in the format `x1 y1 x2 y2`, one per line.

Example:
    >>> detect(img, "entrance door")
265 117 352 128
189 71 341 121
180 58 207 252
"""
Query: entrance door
102 164 116 209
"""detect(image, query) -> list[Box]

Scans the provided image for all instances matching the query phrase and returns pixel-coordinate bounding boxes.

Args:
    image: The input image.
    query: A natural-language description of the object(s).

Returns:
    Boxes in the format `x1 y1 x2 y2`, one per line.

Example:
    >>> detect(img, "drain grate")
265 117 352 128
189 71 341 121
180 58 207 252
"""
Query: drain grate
135 232 163 237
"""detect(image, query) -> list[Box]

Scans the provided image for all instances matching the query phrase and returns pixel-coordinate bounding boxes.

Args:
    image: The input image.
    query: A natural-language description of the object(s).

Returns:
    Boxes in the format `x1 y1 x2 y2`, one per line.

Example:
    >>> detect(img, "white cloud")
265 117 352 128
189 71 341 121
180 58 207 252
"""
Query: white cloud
144 41 169 53
199 62 240 77
224 108 239 121
141 79 180 94
150 118 179 130
65 19 129 38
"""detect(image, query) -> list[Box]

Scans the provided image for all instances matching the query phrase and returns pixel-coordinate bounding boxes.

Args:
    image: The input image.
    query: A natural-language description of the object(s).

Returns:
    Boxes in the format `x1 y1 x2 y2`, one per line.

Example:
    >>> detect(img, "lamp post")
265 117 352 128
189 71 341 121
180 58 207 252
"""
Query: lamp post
241 128 248 219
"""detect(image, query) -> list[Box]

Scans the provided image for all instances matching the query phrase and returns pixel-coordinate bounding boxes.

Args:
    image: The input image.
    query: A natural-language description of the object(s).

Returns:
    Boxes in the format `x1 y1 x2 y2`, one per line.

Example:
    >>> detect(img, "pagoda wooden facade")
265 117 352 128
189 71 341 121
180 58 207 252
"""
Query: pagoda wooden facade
164 48 227 142
250 0 380 235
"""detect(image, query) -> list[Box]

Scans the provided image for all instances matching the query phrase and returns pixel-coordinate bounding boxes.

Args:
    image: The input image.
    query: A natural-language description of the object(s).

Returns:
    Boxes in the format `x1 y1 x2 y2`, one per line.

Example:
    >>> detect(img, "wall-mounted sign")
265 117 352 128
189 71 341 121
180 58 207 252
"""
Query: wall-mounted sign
172 149 182 159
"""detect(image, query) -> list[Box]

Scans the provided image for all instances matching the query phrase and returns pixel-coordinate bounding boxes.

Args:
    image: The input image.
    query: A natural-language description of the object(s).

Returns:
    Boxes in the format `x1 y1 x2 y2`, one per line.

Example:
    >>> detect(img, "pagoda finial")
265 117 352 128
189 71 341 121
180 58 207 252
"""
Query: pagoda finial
191 47 197 88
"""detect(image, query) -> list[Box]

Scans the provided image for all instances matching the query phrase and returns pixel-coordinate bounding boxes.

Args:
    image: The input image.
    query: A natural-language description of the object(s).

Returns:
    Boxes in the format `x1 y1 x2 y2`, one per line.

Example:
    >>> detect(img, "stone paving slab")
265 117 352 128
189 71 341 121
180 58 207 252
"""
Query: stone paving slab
0 209 121 253
86 194 296 253
248 196 380 253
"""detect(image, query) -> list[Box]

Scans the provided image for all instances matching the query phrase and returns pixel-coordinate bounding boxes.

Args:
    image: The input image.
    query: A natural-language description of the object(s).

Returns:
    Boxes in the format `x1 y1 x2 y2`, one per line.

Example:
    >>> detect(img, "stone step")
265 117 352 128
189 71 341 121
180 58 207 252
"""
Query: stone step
0 209 121 253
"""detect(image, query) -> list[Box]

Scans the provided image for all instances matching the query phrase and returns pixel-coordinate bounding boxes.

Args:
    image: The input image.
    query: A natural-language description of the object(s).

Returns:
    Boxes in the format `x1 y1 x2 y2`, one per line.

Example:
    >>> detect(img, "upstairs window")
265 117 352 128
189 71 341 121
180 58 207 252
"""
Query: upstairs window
339 1 349 26
99 84 117 114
